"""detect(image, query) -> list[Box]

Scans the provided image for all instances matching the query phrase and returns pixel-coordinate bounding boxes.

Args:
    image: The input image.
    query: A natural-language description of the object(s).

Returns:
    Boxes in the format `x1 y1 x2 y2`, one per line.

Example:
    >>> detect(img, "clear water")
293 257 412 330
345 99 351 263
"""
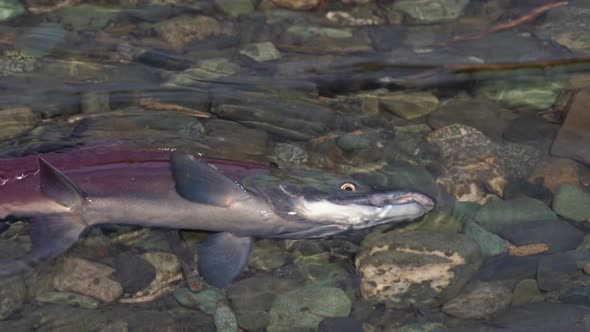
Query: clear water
1 0 590 331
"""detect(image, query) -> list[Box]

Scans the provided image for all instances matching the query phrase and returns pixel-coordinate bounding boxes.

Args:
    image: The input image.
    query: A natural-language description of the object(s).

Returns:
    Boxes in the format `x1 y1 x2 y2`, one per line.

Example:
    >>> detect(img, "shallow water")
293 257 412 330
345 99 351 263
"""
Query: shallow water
2 0 590 331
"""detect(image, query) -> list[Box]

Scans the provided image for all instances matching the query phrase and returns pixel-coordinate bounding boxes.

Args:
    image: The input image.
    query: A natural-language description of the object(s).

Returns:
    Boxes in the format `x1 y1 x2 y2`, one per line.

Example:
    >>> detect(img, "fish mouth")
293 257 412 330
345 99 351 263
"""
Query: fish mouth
328 191 436 212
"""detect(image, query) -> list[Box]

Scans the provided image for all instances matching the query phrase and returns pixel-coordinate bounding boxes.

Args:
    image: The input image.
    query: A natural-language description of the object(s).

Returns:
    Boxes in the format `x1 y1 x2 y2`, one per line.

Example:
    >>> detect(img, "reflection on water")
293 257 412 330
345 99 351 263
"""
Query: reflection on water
1 0 590 331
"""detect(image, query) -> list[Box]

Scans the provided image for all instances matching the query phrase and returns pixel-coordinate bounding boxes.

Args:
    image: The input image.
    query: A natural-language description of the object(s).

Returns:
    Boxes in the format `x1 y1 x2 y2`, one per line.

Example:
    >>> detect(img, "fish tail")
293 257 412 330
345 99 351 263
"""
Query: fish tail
0 157 88 276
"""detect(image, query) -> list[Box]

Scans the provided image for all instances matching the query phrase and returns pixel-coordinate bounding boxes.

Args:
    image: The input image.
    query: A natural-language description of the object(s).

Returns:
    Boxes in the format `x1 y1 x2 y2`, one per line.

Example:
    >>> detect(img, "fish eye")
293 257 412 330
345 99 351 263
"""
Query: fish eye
340 182 356 192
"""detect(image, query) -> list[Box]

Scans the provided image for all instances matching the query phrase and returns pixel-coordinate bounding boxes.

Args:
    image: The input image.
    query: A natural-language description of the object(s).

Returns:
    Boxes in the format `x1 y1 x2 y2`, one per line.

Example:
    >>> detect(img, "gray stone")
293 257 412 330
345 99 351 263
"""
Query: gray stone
474 198 557 234
498 219 584 253
392 0 469 23
318 317 363 332
442 282 512 319
464 222 508 257
114 252 156 294
490 303 590 332
356 230 481 308
268 286 351 332
81 92 110 114
560 286 590 307
429 98 516 143
57 5 119 31
380 92 439 120
537 253 578 292
416 212 463 234
227 275 301 331
478 255 539 282
552 184 590 222
0 277 26 320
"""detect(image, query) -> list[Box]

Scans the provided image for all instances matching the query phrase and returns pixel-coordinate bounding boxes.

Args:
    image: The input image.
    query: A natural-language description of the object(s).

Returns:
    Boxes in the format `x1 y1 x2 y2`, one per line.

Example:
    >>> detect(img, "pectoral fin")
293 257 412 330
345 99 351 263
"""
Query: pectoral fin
170 152 251 207
197 232 253 288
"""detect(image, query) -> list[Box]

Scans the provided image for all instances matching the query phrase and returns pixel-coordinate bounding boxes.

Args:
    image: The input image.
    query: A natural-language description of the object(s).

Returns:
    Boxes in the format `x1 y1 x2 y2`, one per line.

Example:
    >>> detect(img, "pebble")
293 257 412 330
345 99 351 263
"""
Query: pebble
0 0 24 22
0 107 39 141
464 222 508 257
498 219 584 254
474 197 557 234
392 0 469 24
36 291 102 309
239 42 281 62
318 317 364 332
113 252 157 294
537 252 578 292
529 158 586 193
270 0 320 11
154 15 227 51
379 91 439 120
248 239 289 272
174 287 223 315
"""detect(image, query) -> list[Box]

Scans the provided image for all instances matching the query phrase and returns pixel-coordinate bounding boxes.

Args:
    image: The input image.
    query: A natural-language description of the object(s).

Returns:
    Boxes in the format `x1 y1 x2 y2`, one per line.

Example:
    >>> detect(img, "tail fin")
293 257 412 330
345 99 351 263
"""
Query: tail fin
0 158 87 276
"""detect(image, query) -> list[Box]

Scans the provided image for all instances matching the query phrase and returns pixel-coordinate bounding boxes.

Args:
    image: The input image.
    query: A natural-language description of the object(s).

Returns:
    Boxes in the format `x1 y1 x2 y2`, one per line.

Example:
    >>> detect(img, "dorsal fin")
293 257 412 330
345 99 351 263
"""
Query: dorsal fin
170 152 251 207
39 157 86 208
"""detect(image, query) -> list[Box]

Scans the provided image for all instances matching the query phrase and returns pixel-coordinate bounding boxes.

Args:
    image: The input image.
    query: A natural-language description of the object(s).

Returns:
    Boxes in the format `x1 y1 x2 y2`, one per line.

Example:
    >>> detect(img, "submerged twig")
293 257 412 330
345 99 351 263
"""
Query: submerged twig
437 1 569 46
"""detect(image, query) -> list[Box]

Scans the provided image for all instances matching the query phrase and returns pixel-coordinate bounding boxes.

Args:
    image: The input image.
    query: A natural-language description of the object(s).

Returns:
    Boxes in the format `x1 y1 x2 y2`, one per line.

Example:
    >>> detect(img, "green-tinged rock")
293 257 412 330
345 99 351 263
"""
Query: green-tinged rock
0 0 24 22
0 107 40 140
552 184 590 222
286 26 353 40
215 0 254 17
228 275 302 331
392 322 448 332
249 239 289 272
268 286 351 332
452 202 481 224
356 230 481 309
464 222 507 257
214 302 238 332
337 132 374 152
474 198 557 234
392 0 469 24
37 291 102 309
57 5 120 31
165 58 240 84
511 279 544 305
0 277 26 320
294 251 351 287
416 212 463 233
380 92 439 120
476 79 564 110
240 42 281 62
174 287 223 315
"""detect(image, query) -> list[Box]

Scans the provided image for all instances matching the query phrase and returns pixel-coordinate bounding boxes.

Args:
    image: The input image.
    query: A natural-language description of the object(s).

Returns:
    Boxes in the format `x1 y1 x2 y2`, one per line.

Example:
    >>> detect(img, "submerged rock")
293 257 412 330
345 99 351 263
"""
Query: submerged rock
0 107 39 140
267 286 351 332
0 277 26 320
0 0 24 22
113 252 156 294
498 219 584 253
552 89 590 166
356 230 481 309
537 6 590 55
392 0 469 24
529 158 586 193
379 92 439 120
442 281 512 319
227 275 301 331
537 252 578 292
318 317 363 332
239 42 281 62
36 291 102 309
552 184 590 223
52 258 123 304
476 79 564 111
174 287 223 315
464 222 508 257
214 302 238 332
474 198 557 234
154 15 227 51
511 279 544 305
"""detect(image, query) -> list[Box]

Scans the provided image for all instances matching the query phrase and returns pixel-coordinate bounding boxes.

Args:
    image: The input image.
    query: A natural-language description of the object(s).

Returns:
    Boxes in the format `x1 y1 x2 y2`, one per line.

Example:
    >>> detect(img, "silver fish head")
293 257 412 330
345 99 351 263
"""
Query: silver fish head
243 169 435 236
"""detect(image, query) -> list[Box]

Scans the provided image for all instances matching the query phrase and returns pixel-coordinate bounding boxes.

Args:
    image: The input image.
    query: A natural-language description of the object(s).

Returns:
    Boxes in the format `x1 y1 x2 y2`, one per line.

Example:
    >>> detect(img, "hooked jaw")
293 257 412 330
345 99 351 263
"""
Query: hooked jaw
292 190 436 228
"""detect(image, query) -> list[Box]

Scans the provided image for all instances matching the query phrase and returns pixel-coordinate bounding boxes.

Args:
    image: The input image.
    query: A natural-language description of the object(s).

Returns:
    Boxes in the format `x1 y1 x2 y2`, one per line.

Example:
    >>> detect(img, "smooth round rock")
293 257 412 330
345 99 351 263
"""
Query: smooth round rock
318 317 363 332
442 282 512 319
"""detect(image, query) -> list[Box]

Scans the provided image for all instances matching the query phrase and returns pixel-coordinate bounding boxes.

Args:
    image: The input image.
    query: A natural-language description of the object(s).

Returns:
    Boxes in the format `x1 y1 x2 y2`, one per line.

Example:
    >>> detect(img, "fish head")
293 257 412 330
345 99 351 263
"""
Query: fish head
243 168 435 235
